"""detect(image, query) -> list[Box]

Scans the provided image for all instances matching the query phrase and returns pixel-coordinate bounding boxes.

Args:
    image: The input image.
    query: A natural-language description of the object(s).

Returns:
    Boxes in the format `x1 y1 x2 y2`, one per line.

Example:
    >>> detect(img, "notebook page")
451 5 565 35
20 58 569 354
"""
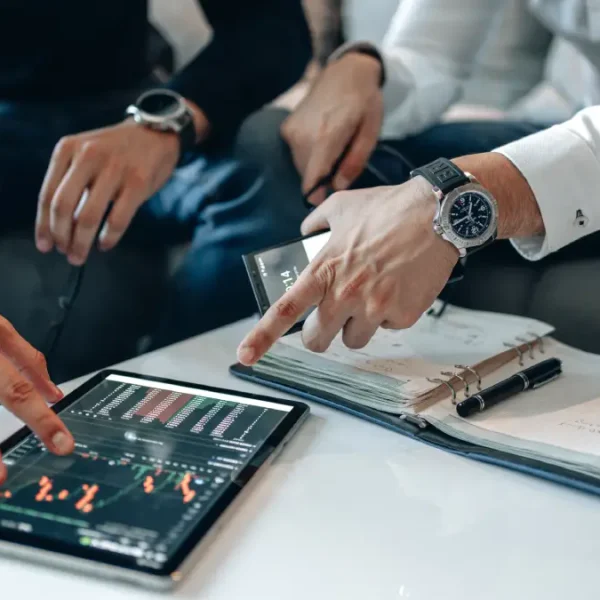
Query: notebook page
278 303 553 397
423 339 600 475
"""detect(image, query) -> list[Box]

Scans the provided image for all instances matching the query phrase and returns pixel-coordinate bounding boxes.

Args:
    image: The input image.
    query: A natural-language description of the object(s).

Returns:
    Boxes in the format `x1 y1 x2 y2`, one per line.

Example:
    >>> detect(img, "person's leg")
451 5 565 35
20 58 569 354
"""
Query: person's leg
149 112 544 347
352 120 545 189
148 108 310 348
193 109 600 352
0 93 170 381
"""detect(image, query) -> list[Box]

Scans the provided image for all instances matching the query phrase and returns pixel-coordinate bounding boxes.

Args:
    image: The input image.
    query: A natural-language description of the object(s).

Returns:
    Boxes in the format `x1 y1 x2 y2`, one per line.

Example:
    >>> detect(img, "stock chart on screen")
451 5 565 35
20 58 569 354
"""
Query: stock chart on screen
0 374 291 569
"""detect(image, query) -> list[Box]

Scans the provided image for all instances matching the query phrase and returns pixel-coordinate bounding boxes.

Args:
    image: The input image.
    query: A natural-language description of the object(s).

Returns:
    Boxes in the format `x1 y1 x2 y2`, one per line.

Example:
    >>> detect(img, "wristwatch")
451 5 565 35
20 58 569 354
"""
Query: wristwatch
125 89 197 159
410 158 498 258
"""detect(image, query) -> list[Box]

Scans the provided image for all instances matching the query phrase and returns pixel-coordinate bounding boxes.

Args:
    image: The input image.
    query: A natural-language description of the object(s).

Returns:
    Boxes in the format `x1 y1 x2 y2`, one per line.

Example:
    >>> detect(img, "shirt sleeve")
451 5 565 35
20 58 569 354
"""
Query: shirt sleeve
494 106 600 260
376 0 500 139
167 0 311 147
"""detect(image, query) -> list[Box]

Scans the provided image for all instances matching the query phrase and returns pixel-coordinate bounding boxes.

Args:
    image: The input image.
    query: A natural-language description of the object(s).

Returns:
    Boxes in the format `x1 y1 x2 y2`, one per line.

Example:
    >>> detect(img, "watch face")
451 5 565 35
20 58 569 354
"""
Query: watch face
137 91 181 118
448 192 493 240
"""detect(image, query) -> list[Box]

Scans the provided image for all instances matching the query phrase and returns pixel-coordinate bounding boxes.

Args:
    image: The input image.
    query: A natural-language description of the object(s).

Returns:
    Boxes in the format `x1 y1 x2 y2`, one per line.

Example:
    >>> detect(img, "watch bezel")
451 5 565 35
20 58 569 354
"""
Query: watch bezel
435 183 498 250
126 89 188 129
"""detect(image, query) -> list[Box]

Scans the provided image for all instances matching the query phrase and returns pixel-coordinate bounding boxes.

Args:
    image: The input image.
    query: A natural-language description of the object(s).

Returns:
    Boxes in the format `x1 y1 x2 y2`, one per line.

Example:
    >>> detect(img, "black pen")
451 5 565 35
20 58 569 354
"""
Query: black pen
456 358 563 418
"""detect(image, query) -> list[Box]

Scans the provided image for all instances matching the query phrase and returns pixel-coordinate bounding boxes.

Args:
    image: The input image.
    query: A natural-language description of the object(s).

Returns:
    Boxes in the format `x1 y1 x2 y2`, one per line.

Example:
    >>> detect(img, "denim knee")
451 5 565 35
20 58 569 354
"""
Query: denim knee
233 108 308 238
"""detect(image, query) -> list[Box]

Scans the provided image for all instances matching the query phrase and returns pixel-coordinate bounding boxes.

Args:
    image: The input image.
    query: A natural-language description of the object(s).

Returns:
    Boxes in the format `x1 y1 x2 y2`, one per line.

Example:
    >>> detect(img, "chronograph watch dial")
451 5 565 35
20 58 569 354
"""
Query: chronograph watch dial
410 158 498 258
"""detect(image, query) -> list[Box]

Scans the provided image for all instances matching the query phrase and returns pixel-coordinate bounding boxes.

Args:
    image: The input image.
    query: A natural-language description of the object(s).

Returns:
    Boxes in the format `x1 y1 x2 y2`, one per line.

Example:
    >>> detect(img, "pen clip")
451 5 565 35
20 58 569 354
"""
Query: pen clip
531 372 562 390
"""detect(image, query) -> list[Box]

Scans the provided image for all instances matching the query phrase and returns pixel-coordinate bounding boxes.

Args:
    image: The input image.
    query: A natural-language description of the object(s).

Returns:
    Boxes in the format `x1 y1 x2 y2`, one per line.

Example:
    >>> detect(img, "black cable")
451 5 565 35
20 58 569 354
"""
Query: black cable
43 264 86 372
42 208 111 372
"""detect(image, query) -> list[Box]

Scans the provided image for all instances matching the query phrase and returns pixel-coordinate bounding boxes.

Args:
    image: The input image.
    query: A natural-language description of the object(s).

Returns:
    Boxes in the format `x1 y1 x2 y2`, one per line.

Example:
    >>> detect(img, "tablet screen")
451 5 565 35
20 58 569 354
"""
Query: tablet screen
0 373 296 574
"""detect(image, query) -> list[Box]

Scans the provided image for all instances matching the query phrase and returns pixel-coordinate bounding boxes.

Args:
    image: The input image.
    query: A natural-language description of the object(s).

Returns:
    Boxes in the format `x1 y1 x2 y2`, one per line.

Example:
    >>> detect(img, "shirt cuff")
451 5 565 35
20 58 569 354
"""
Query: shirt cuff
494 124 600 261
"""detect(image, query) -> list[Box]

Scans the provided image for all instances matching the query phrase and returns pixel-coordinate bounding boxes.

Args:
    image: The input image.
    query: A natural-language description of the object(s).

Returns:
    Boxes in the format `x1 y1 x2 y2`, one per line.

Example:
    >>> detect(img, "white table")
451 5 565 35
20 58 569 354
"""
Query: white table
1 319 599 599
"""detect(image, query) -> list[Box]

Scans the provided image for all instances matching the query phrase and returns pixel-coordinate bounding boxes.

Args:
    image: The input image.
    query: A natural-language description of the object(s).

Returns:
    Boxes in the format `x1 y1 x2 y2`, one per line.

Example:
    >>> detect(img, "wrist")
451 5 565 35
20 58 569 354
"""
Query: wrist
329 41 386 87
337 52 383 89
123 117 179 154
412 175 461 262
453 153 544 239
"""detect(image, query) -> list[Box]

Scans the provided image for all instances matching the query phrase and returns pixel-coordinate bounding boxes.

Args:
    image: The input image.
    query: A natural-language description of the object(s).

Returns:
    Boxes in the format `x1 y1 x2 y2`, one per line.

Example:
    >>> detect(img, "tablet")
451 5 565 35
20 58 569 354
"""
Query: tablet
0 370 309 590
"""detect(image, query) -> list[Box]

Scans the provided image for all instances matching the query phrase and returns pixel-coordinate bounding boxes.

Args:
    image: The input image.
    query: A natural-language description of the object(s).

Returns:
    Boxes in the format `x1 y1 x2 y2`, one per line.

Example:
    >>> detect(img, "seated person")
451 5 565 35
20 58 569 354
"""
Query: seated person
1 0 311 352
236 0 600 362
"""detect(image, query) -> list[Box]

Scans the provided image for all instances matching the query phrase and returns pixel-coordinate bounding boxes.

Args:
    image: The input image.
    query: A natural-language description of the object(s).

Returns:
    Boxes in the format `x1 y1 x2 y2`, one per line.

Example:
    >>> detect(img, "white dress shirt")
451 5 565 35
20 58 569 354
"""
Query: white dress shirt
355 0 600 260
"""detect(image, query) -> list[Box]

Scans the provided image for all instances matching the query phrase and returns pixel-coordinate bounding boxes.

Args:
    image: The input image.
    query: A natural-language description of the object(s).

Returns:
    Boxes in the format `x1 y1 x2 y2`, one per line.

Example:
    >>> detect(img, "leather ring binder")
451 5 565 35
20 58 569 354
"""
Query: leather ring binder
504 342 525 366
455 365 482 391
427 377 457 403
400 413 428 429
516 336 535 359
442 371 469 398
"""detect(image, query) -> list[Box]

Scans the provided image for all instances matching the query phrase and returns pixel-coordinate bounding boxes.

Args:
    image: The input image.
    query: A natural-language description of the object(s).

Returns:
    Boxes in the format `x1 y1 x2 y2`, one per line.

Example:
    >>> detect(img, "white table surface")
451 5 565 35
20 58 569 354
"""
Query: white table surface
0 319 599 599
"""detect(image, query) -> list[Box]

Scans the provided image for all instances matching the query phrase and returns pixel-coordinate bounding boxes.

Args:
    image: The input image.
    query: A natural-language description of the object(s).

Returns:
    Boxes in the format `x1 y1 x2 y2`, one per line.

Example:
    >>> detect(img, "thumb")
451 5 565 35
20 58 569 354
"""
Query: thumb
301 202 332 236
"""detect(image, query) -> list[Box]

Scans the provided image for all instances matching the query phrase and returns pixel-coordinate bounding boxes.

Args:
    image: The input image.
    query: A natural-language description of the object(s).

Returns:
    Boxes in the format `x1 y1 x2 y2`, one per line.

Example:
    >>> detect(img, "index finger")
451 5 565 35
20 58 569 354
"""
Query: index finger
237 268 326 365
0 317 63 403
37 138 74 253
0 354 74 455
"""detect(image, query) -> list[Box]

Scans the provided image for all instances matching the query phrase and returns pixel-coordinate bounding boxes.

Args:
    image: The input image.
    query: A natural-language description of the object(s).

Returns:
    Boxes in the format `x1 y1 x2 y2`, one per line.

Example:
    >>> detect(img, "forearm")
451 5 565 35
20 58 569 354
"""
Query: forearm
169 0 311 145
454 106 600 261
453 153 544 239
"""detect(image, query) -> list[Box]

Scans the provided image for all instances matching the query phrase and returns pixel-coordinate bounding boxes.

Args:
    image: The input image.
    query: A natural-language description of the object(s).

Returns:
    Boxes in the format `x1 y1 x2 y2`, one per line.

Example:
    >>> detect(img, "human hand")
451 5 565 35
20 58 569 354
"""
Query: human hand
36 120 181 266
0 316 74 482
237 178 459 365
281 52 383 205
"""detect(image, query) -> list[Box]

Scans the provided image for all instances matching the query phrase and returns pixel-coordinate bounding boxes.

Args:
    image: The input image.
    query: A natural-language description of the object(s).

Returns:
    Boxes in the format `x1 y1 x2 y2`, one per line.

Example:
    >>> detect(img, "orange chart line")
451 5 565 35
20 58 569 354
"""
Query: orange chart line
143 475 154 494
176 473 196 504
35 476 53 502
75 484 99 513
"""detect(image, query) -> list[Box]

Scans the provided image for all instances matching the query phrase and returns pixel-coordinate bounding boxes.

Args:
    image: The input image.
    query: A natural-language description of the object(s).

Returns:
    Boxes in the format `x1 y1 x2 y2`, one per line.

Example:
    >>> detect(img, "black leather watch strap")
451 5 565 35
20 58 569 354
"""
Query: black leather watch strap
177 112 197 162
410 158 469 196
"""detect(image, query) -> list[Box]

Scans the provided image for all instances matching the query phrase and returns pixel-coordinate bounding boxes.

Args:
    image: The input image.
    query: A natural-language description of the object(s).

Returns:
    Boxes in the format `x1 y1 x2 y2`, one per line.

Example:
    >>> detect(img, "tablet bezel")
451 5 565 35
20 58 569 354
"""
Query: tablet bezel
0 369 309 580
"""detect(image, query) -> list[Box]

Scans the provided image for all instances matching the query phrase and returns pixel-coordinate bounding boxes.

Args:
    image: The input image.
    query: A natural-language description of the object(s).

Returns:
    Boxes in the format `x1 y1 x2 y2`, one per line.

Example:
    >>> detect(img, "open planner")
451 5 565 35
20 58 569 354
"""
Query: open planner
231 302 600 495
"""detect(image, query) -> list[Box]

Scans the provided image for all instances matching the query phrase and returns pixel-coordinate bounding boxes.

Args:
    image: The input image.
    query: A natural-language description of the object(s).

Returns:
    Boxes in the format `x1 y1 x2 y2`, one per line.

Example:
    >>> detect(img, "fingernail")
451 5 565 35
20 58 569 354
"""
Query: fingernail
238 346 256 365
36 238 52 253
53 385 64 400
68 254 84 266
52 431 73 454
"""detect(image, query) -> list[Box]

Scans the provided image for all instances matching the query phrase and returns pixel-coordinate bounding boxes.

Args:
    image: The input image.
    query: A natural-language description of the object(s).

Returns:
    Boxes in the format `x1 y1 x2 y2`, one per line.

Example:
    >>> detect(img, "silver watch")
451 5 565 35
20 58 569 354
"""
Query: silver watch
125 89 196 155
411 158 498 258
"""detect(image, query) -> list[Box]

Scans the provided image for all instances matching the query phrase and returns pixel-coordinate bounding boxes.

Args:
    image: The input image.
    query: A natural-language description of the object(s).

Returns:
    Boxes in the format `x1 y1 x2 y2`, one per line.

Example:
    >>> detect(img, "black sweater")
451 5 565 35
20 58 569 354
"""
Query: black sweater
0 0 312 141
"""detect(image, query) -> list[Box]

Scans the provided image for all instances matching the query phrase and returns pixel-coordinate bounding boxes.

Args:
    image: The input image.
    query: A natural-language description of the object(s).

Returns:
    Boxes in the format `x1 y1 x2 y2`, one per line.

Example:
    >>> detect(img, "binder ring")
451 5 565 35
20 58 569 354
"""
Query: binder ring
455 365 482 391
504 342 525 366
516 336 534 359
528 332 545 354
427 377 457 404
441 371 469 398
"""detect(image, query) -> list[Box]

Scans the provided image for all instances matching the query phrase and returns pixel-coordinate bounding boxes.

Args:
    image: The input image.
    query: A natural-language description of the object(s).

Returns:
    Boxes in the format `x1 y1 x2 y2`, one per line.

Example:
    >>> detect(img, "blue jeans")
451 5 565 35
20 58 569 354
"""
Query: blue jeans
0 93 310 352
0 90 552 353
